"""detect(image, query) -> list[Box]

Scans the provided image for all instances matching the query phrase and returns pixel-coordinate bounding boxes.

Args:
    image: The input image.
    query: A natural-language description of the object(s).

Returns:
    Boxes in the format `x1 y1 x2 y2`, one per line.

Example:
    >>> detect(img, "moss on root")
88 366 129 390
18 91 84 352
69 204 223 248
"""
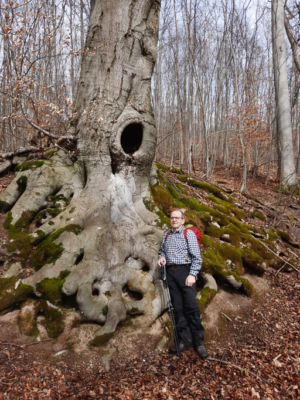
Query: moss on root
15 160 45 172
35 208 62 227
40 301 64 338
30 224 82 270
0 277 33 312
16 175 28 194
241 248 266 275
36 277 67 305
0 200 11 213
4 212 34 266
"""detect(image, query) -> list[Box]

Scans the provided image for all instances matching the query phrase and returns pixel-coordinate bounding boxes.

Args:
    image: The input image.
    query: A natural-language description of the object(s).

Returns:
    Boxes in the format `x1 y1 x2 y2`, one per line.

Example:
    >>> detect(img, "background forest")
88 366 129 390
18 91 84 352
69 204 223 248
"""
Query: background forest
0 0 299 187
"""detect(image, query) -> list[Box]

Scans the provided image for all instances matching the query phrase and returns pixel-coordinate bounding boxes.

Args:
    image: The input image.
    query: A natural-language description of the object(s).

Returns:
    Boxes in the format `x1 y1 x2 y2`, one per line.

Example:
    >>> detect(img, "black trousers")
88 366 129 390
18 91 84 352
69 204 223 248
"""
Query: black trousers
166 265 205 346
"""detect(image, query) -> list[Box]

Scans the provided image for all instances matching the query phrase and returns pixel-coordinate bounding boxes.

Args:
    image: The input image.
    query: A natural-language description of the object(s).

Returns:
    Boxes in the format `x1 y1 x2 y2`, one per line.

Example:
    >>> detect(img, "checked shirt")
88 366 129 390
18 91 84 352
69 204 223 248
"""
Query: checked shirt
158 226 202 276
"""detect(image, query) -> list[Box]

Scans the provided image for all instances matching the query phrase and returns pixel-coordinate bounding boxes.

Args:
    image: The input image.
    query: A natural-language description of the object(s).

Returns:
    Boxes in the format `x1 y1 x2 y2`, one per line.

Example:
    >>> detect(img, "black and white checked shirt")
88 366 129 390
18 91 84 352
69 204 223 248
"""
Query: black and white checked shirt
158 226 202 276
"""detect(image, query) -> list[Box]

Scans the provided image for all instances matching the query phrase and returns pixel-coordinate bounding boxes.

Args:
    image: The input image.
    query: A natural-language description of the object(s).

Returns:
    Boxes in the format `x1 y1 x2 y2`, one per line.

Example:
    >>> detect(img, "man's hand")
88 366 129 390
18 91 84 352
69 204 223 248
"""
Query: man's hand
185 274 196 287
158 257 166 267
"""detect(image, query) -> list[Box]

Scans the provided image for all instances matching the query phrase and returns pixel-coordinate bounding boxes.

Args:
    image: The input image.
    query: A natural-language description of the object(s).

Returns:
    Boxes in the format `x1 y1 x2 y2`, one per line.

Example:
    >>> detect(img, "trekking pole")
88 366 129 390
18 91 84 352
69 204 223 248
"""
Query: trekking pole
161 262 181 357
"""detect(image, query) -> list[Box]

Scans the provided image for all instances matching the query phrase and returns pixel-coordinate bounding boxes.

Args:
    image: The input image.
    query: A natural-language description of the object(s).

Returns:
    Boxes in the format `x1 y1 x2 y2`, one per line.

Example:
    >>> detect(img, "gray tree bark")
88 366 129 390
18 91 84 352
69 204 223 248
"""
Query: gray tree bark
272 0 297 188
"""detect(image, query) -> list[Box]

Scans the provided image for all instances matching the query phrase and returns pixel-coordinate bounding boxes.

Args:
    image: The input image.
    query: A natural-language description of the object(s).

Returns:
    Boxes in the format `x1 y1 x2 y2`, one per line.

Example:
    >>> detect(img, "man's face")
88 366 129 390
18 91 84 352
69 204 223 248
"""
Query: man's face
170 211 184 231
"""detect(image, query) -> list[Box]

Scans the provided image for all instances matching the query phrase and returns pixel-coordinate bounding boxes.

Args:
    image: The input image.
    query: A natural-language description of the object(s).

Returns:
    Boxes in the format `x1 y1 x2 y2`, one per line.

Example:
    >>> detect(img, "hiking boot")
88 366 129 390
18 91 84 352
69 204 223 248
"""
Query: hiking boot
169 342 192 354
194 345 208 359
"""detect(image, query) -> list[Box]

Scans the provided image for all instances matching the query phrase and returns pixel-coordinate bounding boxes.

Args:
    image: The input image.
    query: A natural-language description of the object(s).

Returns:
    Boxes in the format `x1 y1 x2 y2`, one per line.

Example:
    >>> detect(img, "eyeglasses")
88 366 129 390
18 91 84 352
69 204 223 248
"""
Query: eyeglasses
170 217 183 220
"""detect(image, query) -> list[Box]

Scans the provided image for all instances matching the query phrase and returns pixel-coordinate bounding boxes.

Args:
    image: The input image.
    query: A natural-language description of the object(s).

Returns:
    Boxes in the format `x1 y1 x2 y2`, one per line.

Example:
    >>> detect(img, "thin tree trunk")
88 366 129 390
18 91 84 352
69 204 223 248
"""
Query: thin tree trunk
272 0 297 188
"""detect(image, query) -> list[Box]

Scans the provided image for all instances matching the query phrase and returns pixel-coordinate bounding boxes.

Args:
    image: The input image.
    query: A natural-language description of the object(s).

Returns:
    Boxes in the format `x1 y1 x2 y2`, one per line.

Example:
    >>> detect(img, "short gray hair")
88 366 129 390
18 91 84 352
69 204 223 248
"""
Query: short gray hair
170 208 185 218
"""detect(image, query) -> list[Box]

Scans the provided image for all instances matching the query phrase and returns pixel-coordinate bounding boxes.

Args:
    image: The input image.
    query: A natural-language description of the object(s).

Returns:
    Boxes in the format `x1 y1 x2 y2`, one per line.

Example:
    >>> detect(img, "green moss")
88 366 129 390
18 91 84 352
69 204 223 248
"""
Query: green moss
155 163 170 173
15 160 45 171
46 193 68 206
180 197 204 212
277 230 292 244
197 287 216 313
250 210 266 221
16 175 28 193
40 301 64 338
175 183 185 193
239 277 254 296
165 181 181 200
15 210 35 230
90 332 113 347
35 208 61 226
228 216 250 233
178 176 228 200
0 200 11 213
30 224 82 270
217 243 243 273
0 277 34 312
45 149 57 158
241 248 266 275
208 194 232 212
151 185 174 214
3 210 39 265
201 234 215 249
205 224 224 238
36 278 65 305
241 234 274 260
170 166 184 175
69 207 75 214
222 224 242 246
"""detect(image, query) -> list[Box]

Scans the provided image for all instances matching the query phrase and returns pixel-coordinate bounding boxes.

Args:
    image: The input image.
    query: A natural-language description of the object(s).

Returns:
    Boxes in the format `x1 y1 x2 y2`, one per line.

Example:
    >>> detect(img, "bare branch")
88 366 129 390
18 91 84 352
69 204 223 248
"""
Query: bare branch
284 12 300 72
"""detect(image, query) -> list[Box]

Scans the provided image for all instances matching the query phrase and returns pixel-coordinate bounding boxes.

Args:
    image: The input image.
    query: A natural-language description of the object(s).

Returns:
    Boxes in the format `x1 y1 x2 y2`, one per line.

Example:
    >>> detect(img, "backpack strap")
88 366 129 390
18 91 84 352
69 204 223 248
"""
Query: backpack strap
184 228 188 240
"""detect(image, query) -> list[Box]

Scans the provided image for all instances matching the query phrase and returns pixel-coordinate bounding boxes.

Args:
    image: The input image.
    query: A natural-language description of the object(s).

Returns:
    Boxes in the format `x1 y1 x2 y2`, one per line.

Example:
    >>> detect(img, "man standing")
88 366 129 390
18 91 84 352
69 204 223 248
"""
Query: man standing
158 209 208 358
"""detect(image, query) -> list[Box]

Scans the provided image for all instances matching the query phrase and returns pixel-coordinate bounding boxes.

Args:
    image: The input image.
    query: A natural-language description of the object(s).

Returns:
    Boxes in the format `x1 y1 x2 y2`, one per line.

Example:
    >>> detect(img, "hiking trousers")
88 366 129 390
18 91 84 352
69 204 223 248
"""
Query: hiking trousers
166 264 205 347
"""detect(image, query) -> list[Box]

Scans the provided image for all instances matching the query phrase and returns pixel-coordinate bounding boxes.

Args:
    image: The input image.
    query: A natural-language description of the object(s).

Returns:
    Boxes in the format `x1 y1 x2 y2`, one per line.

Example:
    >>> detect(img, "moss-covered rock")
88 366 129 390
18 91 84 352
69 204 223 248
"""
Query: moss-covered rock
40 300 64 338
0 277 33 312
241 248 267 275
178 176 229 201
277 230 293 245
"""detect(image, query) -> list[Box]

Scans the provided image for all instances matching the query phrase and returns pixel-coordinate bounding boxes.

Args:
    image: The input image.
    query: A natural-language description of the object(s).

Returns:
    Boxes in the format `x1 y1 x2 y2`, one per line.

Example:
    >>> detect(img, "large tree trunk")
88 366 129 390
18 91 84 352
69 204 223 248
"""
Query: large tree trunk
272 0 297 188
0 0 162 350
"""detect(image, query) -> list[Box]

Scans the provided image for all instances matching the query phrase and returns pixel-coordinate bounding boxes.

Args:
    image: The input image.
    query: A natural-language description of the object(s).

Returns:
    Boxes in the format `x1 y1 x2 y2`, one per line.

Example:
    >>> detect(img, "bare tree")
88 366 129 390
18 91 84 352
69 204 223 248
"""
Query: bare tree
272 0 297 188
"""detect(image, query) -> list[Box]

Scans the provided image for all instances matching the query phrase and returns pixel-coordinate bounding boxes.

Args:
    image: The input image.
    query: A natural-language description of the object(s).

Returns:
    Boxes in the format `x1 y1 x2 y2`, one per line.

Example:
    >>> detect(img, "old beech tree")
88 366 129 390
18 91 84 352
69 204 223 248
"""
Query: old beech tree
0 0 163 347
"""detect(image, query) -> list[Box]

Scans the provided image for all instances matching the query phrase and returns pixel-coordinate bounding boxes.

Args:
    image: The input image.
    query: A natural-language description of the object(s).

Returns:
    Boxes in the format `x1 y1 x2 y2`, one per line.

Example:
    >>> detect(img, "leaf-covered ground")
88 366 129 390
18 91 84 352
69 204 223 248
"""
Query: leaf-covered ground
0 269 299 399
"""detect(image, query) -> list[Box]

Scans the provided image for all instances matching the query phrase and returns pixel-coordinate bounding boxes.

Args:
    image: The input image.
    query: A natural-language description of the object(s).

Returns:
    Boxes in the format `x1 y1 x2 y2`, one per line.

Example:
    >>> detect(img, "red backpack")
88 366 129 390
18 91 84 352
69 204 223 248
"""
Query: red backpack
165 227 203 251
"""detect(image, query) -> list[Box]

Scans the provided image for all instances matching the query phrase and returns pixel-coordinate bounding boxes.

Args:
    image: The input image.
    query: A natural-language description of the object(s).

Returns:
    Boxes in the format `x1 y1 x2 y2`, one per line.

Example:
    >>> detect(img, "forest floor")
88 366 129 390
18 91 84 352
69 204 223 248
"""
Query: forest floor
0 166 299 400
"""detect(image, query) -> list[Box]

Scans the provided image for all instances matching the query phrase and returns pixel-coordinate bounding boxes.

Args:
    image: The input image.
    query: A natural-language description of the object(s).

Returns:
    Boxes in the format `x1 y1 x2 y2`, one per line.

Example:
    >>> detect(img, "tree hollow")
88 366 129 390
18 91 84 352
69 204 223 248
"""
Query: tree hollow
121 123 143 155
